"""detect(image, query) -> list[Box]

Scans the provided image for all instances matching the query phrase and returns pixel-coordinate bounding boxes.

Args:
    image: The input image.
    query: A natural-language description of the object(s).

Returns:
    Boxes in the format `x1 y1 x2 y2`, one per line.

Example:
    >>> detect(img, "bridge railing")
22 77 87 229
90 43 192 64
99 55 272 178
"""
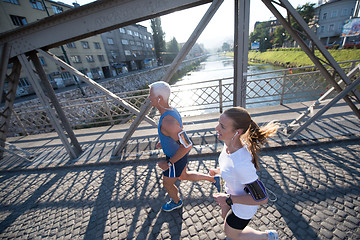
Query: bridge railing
7 60 360 137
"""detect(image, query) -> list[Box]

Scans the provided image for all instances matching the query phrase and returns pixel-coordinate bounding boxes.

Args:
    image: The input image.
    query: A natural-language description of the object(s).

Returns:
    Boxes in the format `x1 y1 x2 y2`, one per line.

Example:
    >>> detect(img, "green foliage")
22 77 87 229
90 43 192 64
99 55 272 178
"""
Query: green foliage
163 37 180 64
248 49 360 67
151 17 166 59
249 3 315 51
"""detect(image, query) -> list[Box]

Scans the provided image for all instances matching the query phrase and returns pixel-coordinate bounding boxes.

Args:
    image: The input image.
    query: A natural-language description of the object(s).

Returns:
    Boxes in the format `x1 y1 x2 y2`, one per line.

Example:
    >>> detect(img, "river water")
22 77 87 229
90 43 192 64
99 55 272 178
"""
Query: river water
172 54 286 115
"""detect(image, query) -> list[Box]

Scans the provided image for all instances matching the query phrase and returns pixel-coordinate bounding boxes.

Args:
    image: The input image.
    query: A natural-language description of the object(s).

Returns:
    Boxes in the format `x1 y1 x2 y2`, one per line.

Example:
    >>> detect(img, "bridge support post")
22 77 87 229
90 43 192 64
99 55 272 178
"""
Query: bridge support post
111 0 224 157
233 0 250 108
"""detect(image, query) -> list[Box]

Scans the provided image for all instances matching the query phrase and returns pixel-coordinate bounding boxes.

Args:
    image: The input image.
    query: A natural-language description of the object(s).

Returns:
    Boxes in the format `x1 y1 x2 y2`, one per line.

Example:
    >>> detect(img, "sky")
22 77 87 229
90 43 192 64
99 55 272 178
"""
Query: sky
59 0 318 50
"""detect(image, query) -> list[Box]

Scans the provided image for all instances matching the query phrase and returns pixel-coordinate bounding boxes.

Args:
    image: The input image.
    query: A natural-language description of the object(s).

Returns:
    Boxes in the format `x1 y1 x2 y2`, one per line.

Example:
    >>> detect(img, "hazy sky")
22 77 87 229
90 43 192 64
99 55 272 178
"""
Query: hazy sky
59 0 318 49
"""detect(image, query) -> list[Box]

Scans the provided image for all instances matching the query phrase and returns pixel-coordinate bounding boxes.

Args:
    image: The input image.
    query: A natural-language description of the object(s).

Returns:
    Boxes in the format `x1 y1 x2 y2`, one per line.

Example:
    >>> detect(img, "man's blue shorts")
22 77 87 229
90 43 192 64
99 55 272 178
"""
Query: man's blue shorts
163 154 188 178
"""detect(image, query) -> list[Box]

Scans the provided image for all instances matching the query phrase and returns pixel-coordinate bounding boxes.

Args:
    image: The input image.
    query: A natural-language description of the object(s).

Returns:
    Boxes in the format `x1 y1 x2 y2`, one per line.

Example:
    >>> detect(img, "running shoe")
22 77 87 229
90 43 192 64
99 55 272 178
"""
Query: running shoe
266 230 279 240
213 175 222 192
162 199 183 212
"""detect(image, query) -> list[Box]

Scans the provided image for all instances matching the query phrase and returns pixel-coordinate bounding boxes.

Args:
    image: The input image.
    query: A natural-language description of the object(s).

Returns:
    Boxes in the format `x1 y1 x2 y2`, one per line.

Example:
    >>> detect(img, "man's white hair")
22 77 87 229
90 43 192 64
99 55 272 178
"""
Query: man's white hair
149 81 171 102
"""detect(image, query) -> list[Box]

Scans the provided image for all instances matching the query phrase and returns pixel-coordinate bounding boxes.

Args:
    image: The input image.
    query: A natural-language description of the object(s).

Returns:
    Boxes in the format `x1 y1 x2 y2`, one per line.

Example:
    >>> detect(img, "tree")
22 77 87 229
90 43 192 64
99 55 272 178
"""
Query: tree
150 17 166 61
272 26 286 48
286 3 316 43
222 42 230 52
249 22 271 52
164 37 180 64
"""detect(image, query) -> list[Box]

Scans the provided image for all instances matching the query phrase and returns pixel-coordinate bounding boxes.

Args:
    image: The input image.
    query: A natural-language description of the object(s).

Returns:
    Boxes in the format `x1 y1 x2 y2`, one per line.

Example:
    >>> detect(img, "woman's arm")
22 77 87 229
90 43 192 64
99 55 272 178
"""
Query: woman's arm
214 192 268 207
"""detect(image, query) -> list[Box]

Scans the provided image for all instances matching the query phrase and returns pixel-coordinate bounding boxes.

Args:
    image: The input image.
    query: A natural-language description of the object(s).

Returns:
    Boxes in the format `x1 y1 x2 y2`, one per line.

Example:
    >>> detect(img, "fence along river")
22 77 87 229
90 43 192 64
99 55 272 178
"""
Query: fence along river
171 54 349 116
7 54 360 136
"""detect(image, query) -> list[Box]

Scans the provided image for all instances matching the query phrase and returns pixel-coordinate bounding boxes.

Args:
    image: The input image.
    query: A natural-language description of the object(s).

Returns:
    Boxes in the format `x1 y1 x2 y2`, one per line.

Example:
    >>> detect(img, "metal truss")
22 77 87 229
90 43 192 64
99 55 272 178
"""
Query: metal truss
262 0 360 138
1 0 359 160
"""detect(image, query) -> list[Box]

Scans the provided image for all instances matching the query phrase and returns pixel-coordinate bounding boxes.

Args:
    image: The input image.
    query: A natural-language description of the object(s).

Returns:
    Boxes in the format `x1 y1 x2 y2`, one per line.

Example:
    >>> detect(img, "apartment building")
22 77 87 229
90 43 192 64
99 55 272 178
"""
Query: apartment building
1 0 114 96
101 24 156 75
315 0 358 46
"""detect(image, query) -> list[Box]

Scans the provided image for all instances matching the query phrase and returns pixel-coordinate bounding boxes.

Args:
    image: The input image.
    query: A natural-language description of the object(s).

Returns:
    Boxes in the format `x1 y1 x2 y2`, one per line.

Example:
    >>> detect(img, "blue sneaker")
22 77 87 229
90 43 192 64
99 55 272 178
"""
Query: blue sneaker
162 199 183 212
213 175 222 192
266 230 279 240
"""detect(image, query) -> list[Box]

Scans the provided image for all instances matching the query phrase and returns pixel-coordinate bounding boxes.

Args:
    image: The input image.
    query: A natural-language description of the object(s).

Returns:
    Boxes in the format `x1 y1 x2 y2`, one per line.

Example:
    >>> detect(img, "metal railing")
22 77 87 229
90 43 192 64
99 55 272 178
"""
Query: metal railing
7 60 360 137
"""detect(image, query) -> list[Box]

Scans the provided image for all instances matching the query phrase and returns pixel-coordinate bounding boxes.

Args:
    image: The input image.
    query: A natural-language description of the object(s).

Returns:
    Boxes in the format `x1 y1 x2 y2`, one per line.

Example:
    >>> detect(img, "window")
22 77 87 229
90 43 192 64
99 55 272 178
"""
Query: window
331 10 338 18
52 5 63 14
130 40 135 45
70 55 81 63
97 55 105 62
61 72 71 79
119 28 126 33
126 29 133 35
320 26 324 33
19 78 30 87
90 68 99 75
81 41 90 49
2 0 19 4
110 51 117 59
66 42 76 48
30 0 44 10
10 15 27 26
322 12 327 20
124 50 131 56
121 39 129 45
329 24 334 32
39 57 46 66
341 8 349 17
86 55 94 62
107 38 114 44
134 32 139 37
94 42 101 49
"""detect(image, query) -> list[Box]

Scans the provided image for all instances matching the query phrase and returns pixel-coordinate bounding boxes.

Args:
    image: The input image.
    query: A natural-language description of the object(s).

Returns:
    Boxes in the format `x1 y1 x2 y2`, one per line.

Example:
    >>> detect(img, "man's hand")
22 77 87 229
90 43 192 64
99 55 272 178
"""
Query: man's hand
156 142 161 149
157 160 169 171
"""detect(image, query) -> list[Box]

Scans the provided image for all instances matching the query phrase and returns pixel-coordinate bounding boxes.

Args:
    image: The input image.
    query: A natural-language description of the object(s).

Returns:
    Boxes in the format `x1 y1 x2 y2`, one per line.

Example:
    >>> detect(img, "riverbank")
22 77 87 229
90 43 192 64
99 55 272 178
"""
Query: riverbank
223 49 360 68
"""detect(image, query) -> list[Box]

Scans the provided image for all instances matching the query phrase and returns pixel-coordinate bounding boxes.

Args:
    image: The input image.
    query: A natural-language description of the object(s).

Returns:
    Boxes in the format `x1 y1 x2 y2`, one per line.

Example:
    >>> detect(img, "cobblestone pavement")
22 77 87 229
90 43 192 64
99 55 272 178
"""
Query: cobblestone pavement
0 139 359 240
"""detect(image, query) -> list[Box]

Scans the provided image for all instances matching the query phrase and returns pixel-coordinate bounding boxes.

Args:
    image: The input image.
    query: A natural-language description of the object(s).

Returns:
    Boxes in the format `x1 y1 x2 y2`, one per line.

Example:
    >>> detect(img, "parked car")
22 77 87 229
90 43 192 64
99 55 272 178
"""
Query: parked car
343 40 360 49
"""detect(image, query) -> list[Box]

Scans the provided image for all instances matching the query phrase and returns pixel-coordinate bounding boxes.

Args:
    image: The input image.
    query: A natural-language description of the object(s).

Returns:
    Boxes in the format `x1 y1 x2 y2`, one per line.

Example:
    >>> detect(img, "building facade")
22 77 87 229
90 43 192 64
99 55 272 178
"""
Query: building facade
315 0 358 46
101 24 156 76
1 0 156 98
1 0 113 97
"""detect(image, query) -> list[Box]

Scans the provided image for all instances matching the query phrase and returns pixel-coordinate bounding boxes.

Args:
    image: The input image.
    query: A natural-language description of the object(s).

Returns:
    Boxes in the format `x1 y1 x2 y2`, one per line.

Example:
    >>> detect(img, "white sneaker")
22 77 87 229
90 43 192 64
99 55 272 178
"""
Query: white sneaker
266 230 279 240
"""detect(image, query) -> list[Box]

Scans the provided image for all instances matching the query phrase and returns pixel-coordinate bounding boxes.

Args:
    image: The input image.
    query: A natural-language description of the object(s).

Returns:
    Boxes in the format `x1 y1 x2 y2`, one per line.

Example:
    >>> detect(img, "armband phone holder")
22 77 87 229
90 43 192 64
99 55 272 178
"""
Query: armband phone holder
178 130 192 148
244 179 268 201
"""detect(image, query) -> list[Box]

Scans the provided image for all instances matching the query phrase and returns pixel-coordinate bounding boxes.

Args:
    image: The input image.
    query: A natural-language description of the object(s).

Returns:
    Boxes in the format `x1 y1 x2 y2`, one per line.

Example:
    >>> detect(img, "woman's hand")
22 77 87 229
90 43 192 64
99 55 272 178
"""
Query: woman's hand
157 160 169 171
214 193 231 219
209 168 220 176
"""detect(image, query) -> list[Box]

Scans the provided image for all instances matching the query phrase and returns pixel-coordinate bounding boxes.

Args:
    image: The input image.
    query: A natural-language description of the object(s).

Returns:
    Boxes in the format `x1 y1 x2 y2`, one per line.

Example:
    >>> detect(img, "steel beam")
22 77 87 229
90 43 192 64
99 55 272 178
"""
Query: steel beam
262 0 360 137
111 0 224 157
0 43 11 103
38 49 157 127
233 0 250 107
0 0 212 59
289 76 360 139
29 51 82 156
17 54 79 159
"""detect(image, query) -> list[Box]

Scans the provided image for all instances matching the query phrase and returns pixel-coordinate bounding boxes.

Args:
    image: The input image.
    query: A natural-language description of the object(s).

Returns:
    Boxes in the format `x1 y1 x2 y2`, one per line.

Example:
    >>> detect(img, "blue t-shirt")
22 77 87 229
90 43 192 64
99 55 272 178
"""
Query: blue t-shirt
158 109 182 157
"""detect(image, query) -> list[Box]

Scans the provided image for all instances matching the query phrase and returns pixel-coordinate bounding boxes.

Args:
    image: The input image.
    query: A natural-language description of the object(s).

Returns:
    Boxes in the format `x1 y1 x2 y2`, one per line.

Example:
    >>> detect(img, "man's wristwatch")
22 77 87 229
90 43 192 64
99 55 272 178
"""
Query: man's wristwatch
167 160 173 167
225 194 233 206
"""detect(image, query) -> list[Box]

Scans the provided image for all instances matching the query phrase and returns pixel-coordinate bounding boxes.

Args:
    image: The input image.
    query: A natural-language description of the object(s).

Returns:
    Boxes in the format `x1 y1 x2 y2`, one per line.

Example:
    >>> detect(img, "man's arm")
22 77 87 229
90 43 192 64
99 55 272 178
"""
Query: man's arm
161 115 192 165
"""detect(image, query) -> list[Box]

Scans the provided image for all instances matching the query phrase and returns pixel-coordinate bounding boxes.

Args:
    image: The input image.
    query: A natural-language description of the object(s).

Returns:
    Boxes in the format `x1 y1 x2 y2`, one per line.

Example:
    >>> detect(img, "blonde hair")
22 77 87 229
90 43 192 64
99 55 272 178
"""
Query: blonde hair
224 107 278 170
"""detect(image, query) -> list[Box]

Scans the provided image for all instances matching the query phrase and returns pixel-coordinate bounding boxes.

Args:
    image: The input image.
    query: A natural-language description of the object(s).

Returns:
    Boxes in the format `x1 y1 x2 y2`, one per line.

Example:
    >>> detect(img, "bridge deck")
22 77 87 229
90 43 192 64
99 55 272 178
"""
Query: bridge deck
2 100 359 171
